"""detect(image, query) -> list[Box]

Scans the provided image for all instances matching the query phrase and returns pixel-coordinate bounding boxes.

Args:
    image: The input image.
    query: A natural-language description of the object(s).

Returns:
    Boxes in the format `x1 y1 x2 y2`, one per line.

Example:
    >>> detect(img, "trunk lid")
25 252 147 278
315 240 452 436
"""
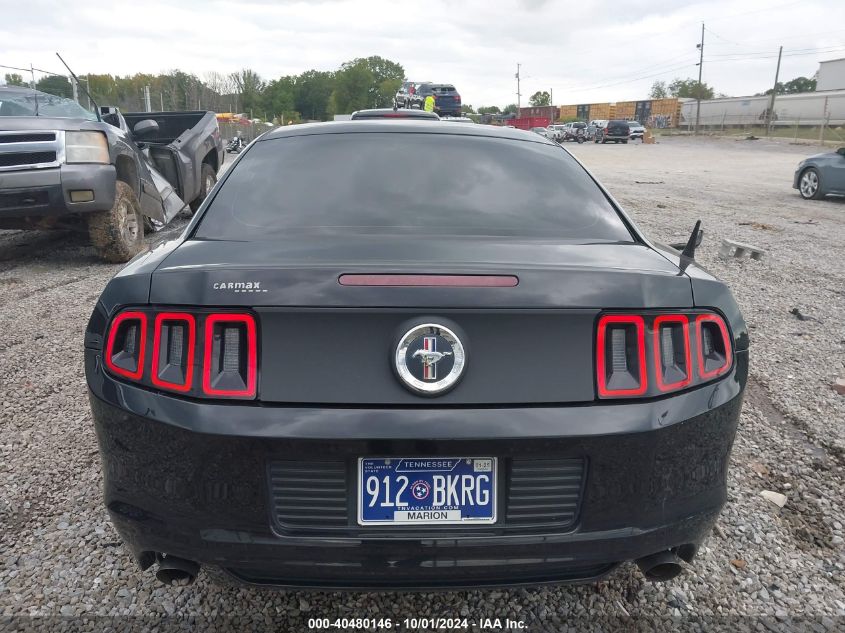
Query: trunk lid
151 236 691 405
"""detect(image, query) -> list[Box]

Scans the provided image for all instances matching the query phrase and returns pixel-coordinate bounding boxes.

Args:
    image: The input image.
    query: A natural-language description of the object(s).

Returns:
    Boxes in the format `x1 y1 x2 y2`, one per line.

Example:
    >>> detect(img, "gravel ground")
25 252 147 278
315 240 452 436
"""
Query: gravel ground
1 137 844 631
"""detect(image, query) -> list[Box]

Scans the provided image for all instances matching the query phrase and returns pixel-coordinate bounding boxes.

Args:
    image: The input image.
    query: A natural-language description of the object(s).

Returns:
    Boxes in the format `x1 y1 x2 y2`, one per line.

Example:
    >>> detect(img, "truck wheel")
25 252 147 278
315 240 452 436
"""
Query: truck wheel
190 163 217 213
88 181 144 263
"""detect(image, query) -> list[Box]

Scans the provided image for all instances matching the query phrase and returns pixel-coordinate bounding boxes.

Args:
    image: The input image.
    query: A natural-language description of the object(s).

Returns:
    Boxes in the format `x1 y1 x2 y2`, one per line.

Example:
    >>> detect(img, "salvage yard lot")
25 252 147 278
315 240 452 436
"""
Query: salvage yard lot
1 136 844 629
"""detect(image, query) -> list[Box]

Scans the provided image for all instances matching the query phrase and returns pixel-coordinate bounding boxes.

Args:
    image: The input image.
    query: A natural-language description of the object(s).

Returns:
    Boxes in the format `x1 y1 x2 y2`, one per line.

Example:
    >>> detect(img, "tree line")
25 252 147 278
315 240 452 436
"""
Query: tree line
648 74 816 101
3 56 406 123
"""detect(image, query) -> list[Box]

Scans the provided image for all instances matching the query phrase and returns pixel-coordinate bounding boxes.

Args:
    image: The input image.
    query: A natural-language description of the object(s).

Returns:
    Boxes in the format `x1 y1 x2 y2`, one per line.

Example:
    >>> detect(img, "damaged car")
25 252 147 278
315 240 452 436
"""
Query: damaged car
0 85 223 262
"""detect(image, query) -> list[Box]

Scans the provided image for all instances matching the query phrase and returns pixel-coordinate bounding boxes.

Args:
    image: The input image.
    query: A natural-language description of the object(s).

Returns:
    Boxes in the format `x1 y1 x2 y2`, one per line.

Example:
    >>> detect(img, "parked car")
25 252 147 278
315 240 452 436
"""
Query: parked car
628 121 645 140
793 147 845 200
547 124 566 142
0 85 223 262
414 83 462 117
595 120 631 144
351 108 440 121
561 121 587 142
530 126 554 139
394 81 418 109
86 120 747 589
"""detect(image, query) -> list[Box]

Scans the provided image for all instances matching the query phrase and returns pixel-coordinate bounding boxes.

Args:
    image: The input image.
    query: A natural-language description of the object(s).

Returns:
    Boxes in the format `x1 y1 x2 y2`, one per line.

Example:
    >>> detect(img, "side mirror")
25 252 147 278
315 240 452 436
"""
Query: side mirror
133 119 159 138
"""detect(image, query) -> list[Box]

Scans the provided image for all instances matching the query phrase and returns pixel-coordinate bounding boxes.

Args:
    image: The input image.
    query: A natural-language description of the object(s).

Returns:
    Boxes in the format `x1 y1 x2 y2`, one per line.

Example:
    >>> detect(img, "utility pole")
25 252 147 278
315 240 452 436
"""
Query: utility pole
515 63 521 113
71 76 79 104
765 46 783 136
144 85 152 112
694 23 704 135
160 92 164 111
550 87 554 122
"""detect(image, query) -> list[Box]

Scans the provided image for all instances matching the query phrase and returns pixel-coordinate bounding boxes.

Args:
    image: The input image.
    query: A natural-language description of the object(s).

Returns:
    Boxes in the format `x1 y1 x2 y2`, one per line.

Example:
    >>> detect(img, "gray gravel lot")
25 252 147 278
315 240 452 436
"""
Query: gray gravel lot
1 136 844 631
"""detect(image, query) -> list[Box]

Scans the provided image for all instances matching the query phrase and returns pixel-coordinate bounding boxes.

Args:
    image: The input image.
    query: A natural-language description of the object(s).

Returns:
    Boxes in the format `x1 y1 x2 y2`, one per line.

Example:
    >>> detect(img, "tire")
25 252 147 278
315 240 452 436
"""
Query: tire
87 180 144 263
622 140 628 144
190 163 217 213
798 167 824 200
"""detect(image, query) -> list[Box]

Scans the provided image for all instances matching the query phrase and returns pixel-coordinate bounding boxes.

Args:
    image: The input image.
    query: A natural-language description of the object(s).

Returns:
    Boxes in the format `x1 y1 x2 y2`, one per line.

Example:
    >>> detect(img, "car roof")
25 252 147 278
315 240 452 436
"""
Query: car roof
262 120 557 144
350 108 440 120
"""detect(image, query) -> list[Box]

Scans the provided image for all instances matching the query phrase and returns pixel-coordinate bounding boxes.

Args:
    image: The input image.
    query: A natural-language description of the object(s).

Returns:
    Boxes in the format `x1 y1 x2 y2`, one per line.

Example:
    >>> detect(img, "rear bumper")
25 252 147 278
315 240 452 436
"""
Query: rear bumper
86 349 746 589
0 164 115 222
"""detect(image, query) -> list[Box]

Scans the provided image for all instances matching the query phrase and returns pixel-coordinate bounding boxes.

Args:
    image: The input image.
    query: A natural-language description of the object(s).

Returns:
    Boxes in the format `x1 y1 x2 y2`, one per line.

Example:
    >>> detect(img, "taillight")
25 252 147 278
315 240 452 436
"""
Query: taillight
696 314 732 379
203 313 257 398
102 309 258 400
653 315 692 392
151 312 196 392
596 315 647 397
597 311 732 399
104 311 147 380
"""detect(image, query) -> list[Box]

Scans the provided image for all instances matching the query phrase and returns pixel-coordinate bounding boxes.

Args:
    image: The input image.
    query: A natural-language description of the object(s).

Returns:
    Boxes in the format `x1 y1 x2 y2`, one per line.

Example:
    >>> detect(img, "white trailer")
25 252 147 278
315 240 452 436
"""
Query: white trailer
680 90 845 128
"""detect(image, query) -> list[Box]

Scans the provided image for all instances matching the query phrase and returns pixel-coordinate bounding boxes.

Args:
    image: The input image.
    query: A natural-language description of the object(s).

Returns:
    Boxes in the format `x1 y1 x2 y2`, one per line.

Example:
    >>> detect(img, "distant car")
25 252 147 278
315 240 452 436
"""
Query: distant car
595 120 630 144
793 147 845 200
394 81 418 109
547 124 566 142
530 126 553 139
351 108 440 121
561 122 587 142
441 116 475 123
627 121 645 140
415 83 462 117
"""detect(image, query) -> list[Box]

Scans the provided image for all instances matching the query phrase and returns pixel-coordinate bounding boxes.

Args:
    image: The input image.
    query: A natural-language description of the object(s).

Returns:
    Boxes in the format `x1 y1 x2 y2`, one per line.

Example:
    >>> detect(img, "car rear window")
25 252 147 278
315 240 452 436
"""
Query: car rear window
195 132 634 242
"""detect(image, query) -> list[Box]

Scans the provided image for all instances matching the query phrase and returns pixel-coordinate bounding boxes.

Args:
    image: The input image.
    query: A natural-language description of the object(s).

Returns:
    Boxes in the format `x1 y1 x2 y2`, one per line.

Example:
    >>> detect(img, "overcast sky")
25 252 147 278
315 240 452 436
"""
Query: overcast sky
2 0 844 108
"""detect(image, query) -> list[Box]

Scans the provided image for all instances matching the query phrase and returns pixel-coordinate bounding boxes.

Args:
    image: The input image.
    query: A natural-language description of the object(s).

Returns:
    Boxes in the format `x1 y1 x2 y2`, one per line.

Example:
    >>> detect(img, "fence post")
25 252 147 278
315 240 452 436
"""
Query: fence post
794 117 800 143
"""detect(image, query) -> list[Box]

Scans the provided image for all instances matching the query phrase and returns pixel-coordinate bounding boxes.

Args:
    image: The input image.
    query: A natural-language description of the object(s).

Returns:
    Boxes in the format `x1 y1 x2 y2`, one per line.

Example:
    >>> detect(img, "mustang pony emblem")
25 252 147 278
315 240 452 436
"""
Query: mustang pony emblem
395 324 466 395
413 336 452 381
412 348 452 365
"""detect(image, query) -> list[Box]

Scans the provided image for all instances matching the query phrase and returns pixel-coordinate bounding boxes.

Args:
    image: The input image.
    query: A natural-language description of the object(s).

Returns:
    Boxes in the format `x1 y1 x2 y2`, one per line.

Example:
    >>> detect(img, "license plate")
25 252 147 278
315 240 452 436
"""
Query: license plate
358 457 496 525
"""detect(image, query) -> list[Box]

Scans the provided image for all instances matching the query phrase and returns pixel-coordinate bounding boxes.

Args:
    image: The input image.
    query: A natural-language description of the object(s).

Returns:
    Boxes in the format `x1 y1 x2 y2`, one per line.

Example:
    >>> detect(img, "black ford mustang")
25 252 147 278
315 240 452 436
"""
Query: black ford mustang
85 121 748 589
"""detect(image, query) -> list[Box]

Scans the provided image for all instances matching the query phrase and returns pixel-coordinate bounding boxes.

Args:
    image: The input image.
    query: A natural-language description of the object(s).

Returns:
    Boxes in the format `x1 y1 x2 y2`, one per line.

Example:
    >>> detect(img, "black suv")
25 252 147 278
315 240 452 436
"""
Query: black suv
414 83 462 117
595 120 630 144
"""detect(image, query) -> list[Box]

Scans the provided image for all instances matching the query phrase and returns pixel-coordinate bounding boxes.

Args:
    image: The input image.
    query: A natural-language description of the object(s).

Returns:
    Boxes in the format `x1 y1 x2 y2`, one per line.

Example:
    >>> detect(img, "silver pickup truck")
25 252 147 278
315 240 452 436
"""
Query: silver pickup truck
0 86 223 262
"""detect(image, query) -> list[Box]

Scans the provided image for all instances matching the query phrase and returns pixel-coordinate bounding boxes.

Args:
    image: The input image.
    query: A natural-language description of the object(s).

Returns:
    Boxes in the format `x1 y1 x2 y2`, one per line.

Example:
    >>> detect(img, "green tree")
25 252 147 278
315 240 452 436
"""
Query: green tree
230 68 265 115
295 70 335 120
329 59 373 114
359 56 404 107
764 76 816 96
36 75 73 98
460 104 474 114
477 105 500 115
649 80 668 99
503 103 518 115
265 75 298 121
529 91 551 106
668 78 714 100
4 73 26 86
